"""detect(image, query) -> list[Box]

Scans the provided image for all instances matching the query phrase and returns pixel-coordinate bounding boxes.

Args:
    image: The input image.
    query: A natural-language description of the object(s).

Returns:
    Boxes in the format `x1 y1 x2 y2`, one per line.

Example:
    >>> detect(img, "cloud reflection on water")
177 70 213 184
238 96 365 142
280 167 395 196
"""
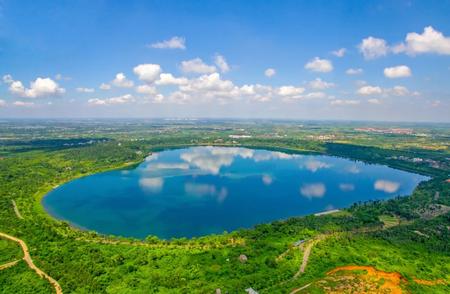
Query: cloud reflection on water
145 153 159 161
139 177 164 193
262 174 273 185
347 165 361 174
179 147 303 175
147 163 190 170
374 180 400 193
184 182 228 203
301 159 332 172
253 151 301 162
339 183 355 192
300 183 326 199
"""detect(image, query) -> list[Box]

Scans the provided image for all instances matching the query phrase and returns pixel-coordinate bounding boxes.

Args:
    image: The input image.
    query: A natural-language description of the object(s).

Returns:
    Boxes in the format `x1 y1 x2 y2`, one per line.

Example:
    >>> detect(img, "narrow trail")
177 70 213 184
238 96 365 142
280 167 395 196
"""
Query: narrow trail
286 223 428 293
262 234 331 293
293 229 380 279
0 260 20 271
289 283 311 294
263 224 397 293
12 200 24 219
293 234 328 279
293 242 313 279
0 232 63 294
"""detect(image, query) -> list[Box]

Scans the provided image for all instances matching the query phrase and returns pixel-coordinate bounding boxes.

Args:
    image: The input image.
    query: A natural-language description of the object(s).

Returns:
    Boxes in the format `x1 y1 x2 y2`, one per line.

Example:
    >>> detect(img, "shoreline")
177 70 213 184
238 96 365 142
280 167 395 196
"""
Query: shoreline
314 209 341 216
37 145 432 241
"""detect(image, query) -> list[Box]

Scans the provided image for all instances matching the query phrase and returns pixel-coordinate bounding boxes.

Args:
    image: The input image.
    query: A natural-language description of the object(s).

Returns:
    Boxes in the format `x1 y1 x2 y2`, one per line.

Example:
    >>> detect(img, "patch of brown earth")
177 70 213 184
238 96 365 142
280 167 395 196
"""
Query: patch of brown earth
416 204 450 219
290 266 447 293
326 265 406 294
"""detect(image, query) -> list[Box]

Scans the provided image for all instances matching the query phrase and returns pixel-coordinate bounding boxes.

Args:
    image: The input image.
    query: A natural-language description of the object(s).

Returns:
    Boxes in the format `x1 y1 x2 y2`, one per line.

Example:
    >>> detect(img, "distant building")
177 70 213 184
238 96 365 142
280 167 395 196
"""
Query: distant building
229 135 252 139
239 254 248 263
293 240 306 246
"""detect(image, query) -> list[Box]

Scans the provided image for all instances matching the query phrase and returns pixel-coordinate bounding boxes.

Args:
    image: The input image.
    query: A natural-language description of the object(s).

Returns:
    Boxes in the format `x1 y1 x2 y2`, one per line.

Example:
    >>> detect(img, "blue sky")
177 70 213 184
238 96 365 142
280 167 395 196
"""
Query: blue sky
1 0 449 121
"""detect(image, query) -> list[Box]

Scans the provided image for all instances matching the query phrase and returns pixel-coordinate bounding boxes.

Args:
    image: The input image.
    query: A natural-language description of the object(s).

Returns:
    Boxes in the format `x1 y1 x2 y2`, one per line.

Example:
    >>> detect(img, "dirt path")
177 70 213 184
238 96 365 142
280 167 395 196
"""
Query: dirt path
293 234 329 279
0 260 20 271
12 200 24 219
293 242 313 279
289 283 311 294
0 232 62 294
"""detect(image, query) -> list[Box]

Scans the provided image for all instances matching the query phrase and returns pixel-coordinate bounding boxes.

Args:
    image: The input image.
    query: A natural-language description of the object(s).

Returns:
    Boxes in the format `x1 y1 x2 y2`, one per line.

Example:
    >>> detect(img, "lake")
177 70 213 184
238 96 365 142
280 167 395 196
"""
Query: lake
43 146 428 239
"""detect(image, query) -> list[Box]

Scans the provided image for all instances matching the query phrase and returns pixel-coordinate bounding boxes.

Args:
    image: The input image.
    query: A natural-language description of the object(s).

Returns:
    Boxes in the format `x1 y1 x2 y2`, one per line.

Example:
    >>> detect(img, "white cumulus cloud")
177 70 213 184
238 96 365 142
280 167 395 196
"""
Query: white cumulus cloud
330 99 360 106
332 48 346 57
4 76 65 98
384 65 412 78
346 68 363 75
277 86 306 97
357 85 383 96
13 101 34 107
111 73 134 88
180 73 234 93
136 85 157 95
358 36 389 59
305 92 327 99
308 78 335 90
305 57 333 72
155 73 188 86
180 58 216 74
239 84 274 102
357 85 411 97
149 36 186 49
76 87 95 93
393 26 450 55
388 86 410 96
99 83 111 90
133 64 162 84
88 94 134 106
171 73 242 103
2 74 13 84
264 68 276 77
214 54 230 73
368 98 381 104
54 74 71 81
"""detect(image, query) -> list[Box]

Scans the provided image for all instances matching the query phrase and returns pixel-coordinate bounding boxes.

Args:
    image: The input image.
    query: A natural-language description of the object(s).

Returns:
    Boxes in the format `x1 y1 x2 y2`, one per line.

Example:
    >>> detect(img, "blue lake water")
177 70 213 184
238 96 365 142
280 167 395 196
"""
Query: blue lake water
43 146 428 239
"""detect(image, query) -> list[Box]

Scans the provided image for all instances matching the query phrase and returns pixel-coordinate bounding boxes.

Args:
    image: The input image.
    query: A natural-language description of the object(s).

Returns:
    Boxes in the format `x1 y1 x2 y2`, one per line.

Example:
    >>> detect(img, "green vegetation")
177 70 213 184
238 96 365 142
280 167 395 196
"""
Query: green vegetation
378 214 400 228
0 119 449 293
0 262 53 294
0 239 22 264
